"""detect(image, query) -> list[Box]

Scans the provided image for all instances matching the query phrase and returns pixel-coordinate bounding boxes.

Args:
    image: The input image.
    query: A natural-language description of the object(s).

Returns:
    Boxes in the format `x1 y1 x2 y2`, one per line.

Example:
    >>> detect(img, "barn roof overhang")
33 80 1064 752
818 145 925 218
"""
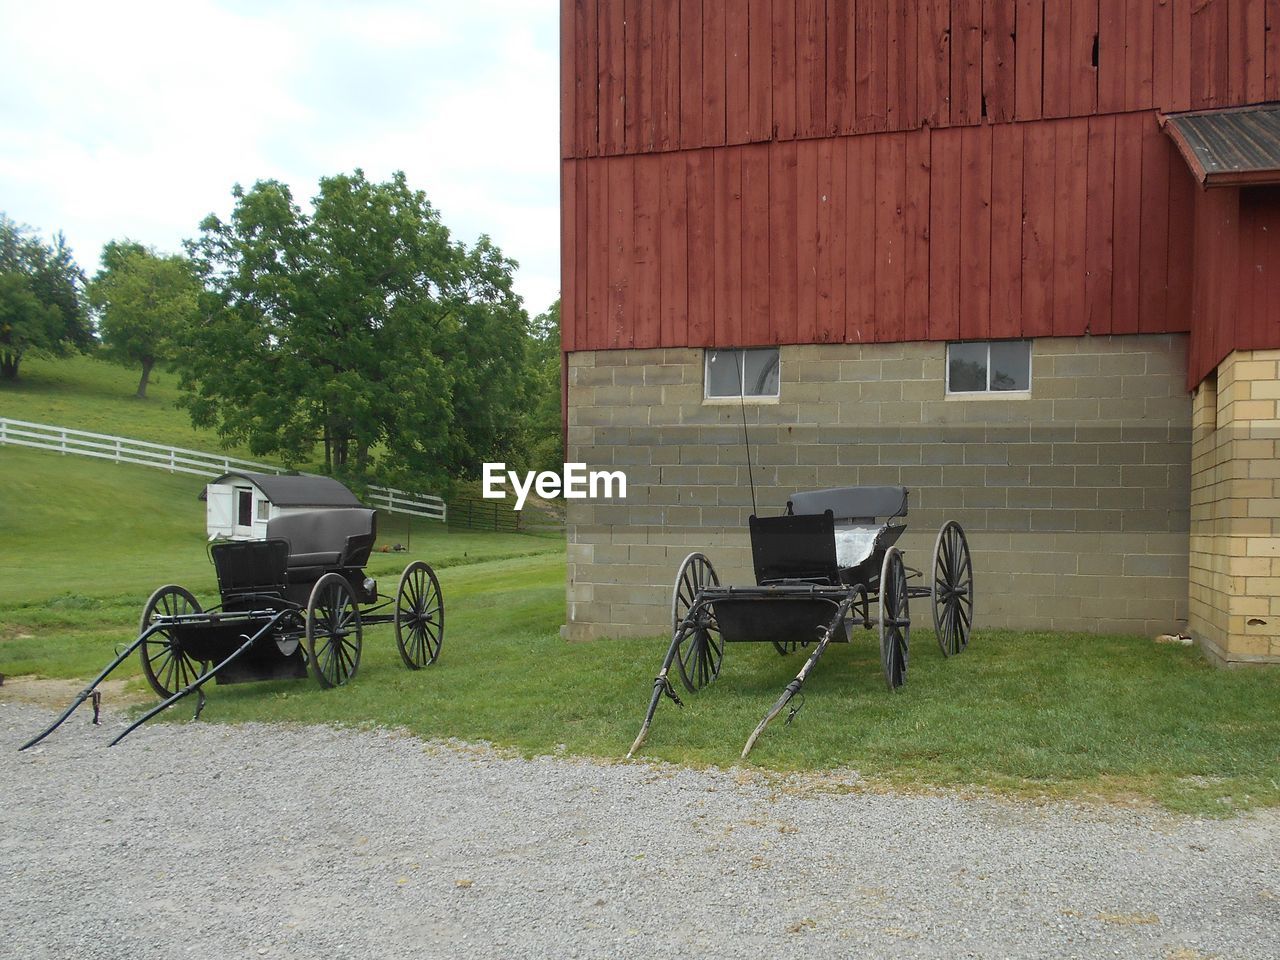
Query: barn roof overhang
1161 103 1280 188
197 472 362 508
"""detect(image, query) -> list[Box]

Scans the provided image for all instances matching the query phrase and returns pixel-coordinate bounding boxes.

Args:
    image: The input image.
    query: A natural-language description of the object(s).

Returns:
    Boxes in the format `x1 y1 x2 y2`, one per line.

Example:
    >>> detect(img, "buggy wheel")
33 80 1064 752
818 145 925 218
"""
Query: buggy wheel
931 520 974 657
878 548 909 691
395 561 444 669
139 585 205 700
306 573 363 688
672 553 723 693
772 641 799 656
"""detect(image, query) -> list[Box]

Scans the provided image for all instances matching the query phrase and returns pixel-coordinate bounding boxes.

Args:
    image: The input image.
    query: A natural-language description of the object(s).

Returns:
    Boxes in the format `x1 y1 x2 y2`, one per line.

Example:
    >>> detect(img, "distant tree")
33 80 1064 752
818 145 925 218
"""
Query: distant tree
88 241 200 398
0 215 89 381
519 299 563 473
179 171 530 490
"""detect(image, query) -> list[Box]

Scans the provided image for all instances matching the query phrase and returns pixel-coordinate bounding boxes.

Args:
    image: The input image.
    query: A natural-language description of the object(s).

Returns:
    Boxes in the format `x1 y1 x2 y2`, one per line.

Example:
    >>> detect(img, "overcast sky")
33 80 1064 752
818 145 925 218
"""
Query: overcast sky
0 0 561 315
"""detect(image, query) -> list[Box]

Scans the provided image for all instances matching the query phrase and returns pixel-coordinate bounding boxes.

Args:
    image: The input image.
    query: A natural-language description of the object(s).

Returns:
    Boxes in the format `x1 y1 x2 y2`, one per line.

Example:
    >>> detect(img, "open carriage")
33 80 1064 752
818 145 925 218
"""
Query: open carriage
627 485 973 759
22 474 444 749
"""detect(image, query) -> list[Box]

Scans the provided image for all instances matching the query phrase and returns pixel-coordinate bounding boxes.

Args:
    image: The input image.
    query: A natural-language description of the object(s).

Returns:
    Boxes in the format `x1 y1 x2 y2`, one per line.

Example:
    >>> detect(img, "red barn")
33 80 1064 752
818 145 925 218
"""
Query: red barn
558 0 1280 666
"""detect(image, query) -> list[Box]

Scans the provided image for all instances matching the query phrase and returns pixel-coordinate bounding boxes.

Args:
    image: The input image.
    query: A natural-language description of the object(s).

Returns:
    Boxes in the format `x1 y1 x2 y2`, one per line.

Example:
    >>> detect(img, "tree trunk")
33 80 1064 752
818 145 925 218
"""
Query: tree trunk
323 416 332 474
135 356 155 399
0 350 19 381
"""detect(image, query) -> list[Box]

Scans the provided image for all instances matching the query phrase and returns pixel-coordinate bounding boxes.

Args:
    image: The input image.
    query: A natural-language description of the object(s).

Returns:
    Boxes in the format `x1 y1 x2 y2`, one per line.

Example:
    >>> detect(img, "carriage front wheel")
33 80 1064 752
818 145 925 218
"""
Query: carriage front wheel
672 552 723 693
878 548 909 691
139 584 205 700
394 561 444 669
306 573 363 688
931 520 974 657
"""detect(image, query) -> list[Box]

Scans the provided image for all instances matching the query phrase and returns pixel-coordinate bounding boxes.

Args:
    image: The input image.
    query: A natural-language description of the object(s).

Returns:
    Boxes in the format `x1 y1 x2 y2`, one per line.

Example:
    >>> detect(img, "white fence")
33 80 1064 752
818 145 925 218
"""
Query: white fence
0 417 447 522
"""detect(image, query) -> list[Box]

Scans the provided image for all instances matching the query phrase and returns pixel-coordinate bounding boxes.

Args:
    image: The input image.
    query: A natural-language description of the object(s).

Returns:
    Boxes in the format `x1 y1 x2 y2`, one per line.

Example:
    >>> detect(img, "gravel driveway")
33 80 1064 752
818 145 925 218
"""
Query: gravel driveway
3 700 1277 959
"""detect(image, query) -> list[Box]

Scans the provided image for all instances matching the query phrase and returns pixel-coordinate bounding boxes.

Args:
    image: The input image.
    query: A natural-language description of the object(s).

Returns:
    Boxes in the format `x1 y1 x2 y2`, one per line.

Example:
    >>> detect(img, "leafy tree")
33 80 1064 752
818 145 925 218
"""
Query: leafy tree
519 299 563 473
87 241 200 398
0 215 89 381
179 171 530 491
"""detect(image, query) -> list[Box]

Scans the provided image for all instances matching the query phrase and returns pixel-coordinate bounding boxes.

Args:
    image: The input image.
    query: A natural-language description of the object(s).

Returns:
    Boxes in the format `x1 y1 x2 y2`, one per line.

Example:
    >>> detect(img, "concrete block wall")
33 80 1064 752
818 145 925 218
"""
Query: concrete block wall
1189 349 1280 666
564 335 1192 641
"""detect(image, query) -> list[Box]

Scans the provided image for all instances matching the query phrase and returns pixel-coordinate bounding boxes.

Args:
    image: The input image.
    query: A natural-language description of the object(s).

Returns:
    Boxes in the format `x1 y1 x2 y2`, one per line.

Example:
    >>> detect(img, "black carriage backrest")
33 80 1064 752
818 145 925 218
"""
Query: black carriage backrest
749 511 840 585
211 538 289 597
265 508 378 569
786 486 909 524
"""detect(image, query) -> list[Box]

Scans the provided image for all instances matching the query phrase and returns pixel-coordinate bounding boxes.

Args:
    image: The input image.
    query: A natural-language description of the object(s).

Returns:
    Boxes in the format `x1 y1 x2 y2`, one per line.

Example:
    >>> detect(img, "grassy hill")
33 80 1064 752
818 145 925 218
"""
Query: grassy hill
0 353 266 456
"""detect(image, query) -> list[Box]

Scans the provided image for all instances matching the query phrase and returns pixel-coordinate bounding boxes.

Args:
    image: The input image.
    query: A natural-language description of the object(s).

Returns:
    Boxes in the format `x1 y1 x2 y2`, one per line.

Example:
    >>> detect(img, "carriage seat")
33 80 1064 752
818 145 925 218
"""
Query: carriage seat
787 486 908 572
211 538 289 609
265 508 377 581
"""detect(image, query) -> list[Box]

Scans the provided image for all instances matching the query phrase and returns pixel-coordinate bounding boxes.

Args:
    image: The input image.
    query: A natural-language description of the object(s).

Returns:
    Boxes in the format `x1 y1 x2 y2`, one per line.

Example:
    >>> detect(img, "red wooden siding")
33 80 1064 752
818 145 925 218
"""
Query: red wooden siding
564 113 1197 350
1188 186 1280 387
563 0 1280 160
562 0 1280 389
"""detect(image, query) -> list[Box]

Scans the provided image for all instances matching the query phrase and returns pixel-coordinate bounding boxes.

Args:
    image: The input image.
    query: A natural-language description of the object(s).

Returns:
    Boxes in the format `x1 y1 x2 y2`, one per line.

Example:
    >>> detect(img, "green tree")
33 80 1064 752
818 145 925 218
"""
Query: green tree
519 299 563 473
179 171 530 491
0 215 89 381
87 241 200 398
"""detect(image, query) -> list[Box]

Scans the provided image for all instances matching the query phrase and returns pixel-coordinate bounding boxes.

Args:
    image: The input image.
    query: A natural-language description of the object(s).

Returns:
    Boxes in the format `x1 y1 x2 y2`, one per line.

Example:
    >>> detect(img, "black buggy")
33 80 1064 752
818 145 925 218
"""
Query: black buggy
23 484 445 749
627 485 973 759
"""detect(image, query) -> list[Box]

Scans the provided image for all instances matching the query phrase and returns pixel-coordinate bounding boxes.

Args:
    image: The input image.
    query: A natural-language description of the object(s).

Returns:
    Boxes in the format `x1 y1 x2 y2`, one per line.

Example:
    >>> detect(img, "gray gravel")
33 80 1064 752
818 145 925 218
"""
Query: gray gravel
3 700 1278 960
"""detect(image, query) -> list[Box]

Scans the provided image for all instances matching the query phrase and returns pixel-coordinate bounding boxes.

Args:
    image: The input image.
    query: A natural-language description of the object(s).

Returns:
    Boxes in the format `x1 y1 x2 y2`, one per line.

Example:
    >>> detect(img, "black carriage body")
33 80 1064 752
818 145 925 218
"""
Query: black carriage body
709 486 912 649
174 509 382 683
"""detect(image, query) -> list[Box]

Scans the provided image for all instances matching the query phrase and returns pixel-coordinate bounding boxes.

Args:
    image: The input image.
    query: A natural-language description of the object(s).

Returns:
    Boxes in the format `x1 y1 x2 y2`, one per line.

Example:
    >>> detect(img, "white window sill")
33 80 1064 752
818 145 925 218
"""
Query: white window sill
944 390 1033 401
703 395 781 405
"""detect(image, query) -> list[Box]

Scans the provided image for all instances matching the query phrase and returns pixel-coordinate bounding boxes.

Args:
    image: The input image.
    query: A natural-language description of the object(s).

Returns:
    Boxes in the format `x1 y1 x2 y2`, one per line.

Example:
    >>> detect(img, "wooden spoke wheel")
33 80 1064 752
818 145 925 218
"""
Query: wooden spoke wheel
931 520 974 657
772 640 799 656
139 584 205 700
672 552 723 693
878 548 910 691
394 561 444 669
306 573 363 688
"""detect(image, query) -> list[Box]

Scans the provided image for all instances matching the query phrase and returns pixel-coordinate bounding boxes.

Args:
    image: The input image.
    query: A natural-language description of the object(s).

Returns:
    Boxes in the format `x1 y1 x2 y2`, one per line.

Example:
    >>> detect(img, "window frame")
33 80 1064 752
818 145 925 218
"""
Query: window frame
944 339 1033 397
703 347 781 401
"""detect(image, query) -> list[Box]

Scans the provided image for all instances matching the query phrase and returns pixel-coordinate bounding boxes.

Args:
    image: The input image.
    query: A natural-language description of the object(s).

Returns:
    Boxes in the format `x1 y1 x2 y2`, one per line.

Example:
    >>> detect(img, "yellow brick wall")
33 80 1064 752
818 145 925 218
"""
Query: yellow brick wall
1189 349 1280 665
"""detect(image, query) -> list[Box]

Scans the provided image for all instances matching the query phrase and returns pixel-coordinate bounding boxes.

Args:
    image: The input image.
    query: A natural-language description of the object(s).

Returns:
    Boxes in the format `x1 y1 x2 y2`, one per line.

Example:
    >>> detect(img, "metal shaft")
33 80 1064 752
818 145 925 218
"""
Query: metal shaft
108 611 292 746
18 624 166 751
625 619 692 759
740 596 856 759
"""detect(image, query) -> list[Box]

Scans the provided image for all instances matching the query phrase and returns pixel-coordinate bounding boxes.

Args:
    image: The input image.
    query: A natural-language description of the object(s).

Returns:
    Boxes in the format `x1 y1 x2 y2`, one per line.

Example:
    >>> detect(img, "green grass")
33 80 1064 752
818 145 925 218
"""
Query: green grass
0 353 260 455
3 367 1279 815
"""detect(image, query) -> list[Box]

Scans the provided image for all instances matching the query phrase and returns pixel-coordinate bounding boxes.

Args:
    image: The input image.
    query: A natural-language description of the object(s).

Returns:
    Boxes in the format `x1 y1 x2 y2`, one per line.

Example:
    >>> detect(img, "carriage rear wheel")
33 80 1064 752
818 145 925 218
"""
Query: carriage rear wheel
306 573 363 688
139 585 205 700
395 561 444 669
931 520 974 657
878 548 909 691
672 553 723 693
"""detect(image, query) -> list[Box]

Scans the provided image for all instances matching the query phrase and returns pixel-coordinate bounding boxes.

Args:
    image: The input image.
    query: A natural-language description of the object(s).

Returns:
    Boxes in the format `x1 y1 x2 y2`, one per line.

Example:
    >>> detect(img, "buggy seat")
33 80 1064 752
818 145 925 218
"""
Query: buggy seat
211 538 290 610
786 486 908 575
265 508 377 582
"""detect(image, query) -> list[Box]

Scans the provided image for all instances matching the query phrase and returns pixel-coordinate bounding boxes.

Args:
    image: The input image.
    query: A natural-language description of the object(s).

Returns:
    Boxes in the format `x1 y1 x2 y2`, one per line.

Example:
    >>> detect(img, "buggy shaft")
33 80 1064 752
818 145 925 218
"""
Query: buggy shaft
626 614 700 758
108 610 294 747
18 622 170 752
740 595 858 759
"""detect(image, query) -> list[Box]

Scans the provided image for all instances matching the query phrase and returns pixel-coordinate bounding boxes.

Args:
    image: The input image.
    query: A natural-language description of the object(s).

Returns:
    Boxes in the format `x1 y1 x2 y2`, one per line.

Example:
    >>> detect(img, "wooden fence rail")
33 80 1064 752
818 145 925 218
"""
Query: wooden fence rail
0 417 446 522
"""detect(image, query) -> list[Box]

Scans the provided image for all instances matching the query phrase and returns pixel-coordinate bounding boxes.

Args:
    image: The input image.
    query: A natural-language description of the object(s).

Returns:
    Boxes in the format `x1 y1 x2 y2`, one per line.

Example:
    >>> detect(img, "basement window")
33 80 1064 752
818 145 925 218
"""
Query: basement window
946 340 1032 395
705 348 780 400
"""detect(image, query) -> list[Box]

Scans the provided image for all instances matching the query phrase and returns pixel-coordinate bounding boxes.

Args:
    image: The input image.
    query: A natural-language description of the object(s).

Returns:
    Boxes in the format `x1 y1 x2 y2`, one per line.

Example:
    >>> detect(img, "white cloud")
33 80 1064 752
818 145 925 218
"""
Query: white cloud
0 0 560 312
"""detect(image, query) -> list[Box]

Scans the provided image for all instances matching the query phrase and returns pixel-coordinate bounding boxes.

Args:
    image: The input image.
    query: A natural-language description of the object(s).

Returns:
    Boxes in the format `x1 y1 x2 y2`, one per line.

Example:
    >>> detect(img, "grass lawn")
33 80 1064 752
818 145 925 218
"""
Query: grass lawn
0 353 265 456
3 412 1279 816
